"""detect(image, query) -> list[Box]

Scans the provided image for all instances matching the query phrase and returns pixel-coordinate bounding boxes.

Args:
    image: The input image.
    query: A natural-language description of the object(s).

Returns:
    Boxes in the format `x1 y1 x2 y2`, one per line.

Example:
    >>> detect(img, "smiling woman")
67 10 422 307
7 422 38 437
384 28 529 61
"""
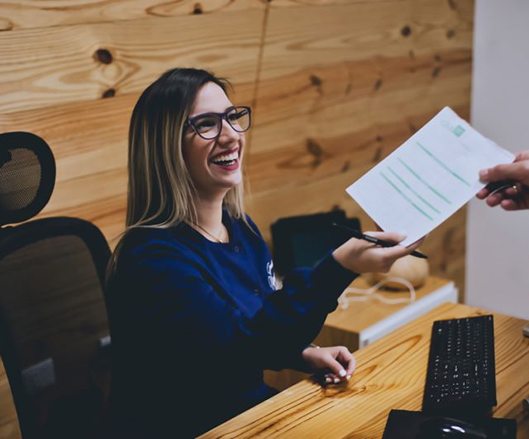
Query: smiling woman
181 83 247 203
104 67 421 439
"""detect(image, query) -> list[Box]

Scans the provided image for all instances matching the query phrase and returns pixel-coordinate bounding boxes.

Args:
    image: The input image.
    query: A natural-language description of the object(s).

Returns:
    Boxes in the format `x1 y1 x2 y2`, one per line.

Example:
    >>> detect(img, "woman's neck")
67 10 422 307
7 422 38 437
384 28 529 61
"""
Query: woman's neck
193 195 227 242
195 198 223 229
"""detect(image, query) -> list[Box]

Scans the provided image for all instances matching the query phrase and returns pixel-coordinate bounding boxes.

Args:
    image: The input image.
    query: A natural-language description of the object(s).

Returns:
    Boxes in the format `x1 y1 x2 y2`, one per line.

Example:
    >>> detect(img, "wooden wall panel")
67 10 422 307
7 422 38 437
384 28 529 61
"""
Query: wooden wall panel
246 0 473 295
0 10 262 246
0 357 20 439
0 0 474 434
0 9 264 114
0 0 264 31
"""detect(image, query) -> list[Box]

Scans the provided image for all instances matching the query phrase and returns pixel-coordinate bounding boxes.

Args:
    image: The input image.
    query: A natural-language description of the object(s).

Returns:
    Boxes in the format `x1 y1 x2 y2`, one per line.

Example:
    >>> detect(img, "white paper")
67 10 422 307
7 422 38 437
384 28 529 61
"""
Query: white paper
346 107 515 246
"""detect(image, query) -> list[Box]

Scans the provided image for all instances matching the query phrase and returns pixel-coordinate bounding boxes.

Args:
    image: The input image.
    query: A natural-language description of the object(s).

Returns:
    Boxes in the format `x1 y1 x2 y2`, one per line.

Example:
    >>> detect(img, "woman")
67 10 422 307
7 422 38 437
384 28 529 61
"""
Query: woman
106 68 421 438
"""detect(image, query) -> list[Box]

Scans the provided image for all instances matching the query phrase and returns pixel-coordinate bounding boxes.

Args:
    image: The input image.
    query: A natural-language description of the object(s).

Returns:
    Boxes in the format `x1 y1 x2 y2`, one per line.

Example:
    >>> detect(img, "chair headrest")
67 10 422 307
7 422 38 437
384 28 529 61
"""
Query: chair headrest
0 131 56 226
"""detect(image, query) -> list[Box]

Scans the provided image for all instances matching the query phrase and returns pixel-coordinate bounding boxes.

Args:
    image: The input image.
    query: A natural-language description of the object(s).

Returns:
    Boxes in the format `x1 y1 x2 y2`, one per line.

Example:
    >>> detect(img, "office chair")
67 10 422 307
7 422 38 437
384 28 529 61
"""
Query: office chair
0 131 112 439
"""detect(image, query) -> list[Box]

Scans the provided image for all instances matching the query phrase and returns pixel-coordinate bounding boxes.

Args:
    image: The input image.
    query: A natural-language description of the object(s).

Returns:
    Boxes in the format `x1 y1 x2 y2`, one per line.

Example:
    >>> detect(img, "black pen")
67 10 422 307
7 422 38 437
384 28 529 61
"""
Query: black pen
332 223 428 259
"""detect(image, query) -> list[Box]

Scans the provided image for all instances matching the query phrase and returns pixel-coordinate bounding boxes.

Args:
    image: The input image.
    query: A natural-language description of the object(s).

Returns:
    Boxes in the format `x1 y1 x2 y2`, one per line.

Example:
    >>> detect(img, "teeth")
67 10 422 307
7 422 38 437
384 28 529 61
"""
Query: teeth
211 151 238 164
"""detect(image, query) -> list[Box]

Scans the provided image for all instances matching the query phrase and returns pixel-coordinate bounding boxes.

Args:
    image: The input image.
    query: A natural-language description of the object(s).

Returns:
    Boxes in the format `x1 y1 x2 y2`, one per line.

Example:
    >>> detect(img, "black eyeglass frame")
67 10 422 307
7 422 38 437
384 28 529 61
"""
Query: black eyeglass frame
185 106 252 140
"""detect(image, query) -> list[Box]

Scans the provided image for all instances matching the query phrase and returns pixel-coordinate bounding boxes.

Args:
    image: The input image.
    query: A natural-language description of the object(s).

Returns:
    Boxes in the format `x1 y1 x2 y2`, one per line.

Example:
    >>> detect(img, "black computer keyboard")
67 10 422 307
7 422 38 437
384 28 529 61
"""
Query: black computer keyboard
422 315 497 419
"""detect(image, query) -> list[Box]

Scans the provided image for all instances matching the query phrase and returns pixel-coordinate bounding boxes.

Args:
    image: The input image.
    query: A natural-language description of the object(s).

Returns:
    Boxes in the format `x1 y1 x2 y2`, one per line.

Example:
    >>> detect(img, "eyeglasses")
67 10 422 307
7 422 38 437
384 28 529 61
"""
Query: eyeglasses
185 106 252 140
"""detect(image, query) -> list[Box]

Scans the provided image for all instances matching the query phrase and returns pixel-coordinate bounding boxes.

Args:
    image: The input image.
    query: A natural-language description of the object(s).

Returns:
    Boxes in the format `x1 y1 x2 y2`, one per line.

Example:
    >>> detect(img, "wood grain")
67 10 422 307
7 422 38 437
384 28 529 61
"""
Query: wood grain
0 9 264 114
265 277 454 391
0 77 256 248
0 1 475 433
0 357 20 439
201 303 529 438
0 0 264 31
257 0 473 80
245 0 473 296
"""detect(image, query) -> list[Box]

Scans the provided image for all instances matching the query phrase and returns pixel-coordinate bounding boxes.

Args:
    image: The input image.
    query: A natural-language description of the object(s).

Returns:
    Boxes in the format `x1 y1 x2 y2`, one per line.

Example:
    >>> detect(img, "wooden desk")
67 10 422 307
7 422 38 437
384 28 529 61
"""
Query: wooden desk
0 357 21 439
265 276 456 391
315 275 456 351
201 303 529 438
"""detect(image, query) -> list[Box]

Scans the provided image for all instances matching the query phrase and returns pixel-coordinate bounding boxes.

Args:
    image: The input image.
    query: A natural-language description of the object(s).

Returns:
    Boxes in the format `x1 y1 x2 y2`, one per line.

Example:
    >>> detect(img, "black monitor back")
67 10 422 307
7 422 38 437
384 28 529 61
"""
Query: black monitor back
271 209 361 275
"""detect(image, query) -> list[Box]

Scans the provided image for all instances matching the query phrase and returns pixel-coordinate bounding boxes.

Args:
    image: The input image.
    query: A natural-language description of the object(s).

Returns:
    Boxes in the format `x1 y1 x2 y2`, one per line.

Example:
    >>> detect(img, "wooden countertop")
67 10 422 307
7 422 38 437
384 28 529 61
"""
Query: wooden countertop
326 275 453 333
0 357 21 439
201 303 529 438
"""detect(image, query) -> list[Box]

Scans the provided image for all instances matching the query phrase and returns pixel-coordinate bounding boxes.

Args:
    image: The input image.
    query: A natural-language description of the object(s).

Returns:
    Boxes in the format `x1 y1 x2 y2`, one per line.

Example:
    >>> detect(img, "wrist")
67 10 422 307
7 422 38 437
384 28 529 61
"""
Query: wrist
302 343 320 360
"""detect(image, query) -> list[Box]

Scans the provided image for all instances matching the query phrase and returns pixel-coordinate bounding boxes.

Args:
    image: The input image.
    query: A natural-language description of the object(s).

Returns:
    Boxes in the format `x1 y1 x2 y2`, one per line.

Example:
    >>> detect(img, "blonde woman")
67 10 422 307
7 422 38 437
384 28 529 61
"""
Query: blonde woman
106 68 421 438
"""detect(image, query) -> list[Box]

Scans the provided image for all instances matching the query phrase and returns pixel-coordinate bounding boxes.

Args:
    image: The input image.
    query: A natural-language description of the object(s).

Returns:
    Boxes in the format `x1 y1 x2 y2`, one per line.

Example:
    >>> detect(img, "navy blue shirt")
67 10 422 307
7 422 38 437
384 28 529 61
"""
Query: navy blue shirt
106 212 357 438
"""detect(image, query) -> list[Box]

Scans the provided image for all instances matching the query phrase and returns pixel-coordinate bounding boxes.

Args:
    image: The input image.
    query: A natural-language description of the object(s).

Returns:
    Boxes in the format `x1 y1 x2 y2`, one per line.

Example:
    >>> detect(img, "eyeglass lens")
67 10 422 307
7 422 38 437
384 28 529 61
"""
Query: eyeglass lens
191 107 251 140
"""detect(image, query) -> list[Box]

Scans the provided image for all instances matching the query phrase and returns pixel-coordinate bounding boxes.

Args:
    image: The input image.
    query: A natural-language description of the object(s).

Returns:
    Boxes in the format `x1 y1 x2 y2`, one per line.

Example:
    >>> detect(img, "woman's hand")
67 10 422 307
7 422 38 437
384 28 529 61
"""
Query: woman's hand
302 345 356 384
332 231 423 274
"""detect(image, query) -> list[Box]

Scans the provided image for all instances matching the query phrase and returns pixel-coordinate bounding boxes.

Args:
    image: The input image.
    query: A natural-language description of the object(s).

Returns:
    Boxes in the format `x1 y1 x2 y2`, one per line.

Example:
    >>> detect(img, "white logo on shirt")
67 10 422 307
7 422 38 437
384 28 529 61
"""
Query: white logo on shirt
266 261 278 290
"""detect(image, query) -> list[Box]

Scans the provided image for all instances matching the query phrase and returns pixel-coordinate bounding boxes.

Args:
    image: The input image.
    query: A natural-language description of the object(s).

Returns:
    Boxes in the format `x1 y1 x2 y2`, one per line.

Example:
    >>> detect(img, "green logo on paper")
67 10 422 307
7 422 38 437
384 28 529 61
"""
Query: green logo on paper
453 125 465 137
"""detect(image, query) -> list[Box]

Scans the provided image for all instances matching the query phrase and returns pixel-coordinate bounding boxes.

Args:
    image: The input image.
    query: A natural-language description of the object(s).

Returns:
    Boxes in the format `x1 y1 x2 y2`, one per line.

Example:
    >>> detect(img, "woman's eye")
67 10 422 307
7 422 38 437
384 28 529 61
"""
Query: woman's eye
228 109 247 122
195 117 217 132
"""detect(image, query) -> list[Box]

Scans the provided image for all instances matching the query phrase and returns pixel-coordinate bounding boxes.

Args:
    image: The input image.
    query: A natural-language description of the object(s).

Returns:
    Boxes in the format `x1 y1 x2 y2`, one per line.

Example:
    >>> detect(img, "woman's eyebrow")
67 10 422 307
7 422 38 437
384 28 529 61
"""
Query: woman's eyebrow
189 105 235 118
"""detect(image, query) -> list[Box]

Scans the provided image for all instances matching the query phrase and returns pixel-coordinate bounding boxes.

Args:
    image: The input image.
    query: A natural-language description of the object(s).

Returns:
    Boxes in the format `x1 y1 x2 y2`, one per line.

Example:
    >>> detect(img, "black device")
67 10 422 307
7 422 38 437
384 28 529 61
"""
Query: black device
270 209 360 275
416 416 488 438
422 315 497 419
382 409 516 439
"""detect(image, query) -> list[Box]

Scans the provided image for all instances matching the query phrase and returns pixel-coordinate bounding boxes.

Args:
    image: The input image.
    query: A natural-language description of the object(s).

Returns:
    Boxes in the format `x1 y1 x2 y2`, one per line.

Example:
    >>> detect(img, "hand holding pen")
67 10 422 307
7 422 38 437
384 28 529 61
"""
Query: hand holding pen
333 223 428 259
331 223 426 275
477 150 529 211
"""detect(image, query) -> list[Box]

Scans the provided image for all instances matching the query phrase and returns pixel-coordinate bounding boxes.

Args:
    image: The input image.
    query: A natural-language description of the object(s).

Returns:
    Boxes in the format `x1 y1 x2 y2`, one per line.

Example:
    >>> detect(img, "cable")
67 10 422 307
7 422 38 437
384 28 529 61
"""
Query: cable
337 276 416 309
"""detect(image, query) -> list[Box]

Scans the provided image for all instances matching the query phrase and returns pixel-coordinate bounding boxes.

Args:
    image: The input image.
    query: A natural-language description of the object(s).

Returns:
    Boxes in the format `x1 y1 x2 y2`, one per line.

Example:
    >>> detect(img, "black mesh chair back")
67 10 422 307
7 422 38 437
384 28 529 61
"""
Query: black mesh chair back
0 132 55 227
0 132 112 439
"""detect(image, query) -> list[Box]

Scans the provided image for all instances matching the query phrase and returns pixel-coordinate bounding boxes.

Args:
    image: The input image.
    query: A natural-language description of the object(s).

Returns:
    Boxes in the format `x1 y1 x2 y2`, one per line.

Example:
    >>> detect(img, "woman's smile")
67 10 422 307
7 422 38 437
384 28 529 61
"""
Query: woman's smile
209 147 240 171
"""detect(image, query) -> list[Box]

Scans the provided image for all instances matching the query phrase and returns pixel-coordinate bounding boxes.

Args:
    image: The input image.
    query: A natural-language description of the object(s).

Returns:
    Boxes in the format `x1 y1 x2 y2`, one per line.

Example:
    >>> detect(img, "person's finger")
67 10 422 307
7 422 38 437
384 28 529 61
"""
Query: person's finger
476 187 489 199
380 240 421 260
514 151 529 162
324 374 333 384
480 162 528 184
336 348 356 378
366 231 424 251
345 356 356 378
503 183 522 197
501 198 525 211
486 192 504 207
365 231 406 244
323 353 347 379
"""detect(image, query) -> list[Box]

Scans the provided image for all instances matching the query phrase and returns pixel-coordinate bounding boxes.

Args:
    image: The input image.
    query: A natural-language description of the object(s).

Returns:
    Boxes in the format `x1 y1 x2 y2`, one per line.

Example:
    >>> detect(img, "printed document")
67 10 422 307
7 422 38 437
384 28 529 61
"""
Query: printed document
346 107 515 246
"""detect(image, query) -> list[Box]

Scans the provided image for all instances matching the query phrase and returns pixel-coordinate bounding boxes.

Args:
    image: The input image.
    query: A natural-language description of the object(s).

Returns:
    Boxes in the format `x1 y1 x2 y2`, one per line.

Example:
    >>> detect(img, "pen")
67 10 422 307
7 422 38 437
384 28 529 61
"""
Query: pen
332 223 428 259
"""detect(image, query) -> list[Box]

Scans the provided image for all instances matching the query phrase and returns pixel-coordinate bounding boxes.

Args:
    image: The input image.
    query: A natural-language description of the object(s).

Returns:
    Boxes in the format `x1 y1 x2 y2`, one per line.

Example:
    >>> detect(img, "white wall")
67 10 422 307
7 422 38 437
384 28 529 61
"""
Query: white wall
467 0 529 319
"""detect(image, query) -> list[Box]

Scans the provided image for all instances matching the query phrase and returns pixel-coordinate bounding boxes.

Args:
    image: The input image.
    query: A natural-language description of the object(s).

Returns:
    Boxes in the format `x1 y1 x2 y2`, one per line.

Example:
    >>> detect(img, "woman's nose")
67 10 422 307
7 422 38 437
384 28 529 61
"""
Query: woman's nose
217 118 240 143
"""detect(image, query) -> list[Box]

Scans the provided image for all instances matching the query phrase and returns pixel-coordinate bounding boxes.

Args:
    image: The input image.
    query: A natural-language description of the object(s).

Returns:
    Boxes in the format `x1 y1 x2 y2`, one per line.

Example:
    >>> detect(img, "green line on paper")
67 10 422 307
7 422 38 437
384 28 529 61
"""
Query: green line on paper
416 141 471 187
380 171 434 221
387 166 441 214
397 158 452 204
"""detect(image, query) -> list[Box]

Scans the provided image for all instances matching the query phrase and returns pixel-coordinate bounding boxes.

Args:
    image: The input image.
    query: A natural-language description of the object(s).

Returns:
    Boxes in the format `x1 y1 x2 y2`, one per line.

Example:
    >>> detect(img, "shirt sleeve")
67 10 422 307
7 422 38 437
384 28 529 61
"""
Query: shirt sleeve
115 237 357 373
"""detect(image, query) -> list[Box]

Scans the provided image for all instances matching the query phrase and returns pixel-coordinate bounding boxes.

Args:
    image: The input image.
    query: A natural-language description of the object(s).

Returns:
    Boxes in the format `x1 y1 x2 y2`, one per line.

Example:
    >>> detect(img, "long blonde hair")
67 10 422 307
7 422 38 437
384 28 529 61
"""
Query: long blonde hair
108 68 246 277
127 67 245 228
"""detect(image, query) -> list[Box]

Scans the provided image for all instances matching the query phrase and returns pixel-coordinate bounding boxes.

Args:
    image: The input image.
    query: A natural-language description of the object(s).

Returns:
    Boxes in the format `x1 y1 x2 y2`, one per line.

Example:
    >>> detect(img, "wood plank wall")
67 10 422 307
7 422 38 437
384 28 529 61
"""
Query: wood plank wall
0 0 474 436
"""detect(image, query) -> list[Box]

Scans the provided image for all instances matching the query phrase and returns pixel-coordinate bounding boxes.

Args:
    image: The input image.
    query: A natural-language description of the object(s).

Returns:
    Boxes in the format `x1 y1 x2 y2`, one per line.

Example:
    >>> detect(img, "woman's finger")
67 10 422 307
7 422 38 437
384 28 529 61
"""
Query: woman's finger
336 348 356 378
323 354 347 379
365 231 406 243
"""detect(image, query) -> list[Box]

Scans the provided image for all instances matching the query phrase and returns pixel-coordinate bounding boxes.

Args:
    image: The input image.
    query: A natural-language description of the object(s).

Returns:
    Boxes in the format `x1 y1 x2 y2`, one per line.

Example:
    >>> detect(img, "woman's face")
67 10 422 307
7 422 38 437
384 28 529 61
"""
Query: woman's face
182 82 245 199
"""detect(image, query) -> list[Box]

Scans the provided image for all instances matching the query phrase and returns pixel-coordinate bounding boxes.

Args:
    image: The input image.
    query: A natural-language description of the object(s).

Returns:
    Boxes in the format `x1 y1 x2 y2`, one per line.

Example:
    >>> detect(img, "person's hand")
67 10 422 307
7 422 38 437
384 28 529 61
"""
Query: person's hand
301 345 356 384
332 231 423 274
477 151 529 211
